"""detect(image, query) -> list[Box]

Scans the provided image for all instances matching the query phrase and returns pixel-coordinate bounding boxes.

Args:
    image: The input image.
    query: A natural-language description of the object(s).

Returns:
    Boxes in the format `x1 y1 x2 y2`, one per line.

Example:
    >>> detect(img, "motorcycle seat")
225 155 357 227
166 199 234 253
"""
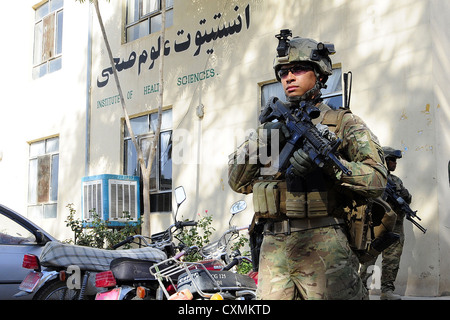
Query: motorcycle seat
110 257 157 281
39 241 167 271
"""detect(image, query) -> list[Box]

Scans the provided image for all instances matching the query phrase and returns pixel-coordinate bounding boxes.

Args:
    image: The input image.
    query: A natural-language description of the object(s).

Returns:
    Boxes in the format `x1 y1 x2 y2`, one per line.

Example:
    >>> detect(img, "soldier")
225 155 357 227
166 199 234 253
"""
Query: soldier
228 31 388 300
360 146 411 300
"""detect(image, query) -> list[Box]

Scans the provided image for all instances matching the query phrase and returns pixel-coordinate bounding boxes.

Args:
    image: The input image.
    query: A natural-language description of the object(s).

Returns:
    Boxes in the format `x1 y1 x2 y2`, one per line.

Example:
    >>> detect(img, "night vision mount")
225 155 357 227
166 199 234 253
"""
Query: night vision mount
311 42 336 61
275 29 292 59
275 29 336 62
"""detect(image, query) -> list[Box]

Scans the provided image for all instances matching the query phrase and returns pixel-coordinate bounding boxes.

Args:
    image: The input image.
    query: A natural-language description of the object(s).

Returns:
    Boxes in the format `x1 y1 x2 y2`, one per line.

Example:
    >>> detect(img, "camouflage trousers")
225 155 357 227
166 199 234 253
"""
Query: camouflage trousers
256 225 368 300
360 221 405 293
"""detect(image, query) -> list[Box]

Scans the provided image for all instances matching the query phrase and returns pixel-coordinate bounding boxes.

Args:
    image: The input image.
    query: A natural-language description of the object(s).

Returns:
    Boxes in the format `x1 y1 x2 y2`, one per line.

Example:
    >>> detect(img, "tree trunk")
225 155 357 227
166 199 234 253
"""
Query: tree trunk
91 0 166 236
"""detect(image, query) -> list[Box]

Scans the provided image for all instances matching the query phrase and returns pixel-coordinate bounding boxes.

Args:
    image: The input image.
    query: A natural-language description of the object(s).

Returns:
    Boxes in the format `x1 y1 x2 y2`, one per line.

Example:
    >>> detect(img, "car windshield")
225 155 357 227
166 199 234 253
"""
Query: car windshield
0 214 36 245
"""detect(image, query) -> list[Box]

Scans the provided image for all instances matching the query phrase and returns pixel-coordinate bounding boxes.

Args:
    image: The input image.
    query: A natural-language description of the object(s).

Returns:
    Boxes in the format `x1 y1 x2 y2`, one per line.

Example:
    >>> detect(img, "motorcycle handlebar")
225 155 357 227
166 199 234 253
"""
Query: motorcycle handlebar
222 256 252 271
112 236 134 249
223 258 240 271
178 220 197 227
150 220 198 248
223 225 249 237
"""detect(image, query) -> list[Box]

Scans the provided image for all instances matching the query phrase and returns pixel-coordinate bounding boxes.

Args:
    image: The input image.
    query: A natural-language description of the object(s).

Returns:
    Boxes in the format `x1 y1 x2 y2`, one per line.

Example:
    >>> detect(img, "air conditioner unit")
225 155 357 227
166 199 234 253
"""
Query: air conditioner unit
81 174 140 227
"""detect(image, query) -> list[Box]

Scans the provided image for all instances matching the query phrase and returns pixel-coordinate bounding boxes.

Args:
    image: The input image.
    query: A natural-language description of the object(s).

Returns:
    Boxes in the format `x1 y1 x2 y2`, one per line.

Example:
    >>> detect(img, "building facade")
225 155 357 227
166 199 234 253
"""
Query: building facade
1 0 450 297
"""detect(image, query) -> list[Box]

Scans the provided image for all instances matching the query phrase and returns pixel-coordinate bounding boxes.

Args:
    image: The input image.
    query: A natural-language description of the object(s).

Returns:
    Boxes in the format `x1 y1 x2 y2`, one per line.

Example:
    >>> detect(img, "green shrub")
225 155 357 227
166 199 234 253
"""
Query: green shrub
64 203 142 249
176 211 215 262
176 210 252 274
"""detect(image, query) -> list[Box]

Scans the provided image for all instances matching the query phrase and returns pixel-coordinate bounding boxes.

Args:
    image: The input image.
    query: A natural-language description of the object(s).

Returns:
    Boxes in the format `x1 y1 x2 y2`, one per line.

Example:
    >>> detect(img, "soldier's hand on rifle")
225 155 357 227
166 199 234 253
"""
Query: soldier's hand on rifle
262 121 291 146
290 148 315 177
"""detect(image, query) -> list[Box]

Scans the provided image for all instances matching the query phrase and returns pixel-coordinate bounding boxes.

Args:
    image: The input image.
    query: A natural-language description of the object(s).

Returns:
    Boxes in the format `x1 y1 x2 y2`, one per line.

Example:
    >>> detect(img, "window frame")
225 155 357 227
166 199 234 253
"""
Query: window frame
27 136 60 219
0 214 37 245
32 0 64 79
123 109 173 213
125 0 174 43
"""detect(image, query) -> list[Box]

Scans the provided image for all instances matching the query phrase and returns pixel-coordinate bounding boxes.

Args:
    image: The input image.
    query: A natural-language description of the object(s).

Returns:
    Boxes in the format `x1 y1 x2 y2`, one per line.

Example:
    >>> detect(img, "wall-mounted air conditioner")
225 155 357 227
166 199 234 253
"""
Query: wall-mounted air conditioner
81 174 140 227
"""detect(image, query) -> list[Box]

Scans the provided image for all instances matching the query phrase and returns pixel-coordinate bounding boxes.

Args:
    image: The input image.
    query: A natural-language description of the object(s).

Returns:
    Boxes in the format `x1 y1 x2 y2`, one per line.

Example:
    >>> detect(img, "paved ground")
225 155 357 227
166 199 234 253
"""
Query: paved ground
370 294 450 300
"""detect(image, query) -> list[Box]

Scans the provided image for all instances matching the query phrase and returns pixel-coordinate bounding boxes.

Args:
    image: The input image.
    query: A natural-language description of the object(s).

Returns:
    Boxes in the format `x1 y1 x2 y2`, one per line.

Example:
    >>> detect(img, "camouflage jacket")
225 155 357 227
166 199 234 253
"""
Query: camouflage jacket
228 102 388 215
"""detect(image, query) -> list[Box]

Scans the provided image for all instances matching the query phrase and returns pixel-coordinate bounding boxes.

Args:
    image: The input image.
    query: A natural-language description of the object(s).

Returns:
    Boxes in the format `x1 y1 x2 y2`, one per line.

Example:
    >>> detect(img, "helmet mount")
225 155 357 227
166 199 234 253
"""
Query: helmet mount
275 29 292 61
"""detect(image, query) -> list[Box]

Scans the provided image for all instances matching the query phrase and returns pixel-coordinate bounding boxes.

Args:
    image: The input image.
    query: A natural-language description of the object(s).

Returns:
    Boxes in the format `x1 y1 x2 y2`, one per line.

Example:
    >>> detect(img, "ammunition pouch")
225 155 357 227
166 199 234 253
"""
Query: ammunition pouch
253 180 329 219
253 181 285 218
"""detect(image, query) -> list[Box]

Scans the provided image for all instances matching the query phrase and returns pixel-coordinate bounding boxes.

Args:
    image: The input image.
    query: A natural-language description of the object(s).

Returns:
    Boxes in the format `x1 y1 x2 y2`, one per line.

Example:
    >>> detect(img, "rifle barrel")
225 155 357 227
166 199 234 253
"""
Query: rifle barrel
406 216 427 234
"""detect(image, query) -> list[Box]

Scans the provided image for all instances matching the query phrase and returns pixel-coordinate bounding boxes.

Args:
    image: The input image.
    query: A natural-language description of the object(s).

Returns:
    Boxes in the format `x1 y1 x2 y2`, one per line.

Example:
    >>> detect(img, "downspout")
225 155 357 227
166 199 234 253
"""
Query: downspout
85 2 93 177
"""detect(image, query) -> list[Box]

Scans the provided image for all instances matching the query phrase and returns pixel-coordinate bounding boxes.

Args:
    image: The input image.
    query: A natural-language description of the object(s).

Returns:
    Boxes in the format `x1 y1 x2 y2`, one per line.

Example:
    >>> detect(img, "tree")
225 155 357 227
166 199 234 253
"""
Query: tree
78 0 167 236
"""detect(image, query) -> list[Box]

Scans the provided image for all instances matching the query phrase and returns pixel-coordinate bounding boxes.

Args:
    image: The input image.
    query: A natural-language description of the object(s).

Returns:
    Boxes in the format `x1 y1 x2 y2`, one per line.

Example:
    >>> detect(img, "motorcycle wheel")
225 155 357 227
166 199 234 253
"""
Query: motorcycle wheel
33 280 80 300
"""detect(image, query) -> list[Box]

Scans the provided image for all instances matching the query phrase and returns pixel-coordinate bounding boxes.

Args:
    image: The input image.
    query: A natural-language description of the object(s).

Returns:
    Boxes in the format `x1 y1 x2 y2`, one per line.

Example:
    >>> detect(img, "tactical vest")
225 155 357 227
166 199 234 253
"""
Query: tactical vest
252 106 349 220
251 106 397 262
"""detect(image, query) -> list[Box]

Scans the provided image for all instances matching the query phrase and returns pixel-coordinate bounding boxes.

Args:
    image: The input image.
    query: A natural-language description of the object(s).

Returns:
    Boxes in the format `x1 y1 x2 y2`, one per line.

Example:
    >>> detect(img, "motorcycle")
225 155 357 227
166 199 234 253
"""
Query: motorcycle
15 186 192 300
94 226 196 300
94 186 196 300
150 200 258 300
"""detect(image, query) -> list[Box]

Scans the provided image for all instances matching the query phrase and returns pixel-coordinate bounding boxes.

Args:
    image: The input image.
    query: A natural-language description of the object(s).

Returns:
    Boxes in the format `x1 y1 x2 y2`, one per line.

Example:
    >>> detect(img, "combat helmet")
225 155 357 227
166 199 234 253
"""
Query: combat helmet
382 146 402 159
273 29 335 83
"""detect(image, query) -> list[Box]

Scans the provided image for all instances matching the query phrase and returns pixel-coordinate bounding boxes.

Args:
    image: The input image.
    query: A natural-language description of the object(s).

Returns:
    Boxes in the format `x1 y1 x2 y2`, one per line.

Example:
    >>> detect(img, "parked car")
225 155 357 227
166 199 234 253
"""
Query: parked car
0 204 56 299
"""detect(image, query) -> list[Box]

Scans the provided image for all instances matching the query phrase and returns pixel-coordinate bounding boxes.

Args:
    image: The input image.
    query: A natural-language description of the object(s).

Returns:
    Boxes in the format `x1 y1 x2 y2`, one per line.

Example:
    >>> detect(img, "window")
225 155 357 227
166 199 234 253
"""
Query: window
0 215 37 245
321 68 343 110
28 137 59 219
261 67 343 110
125 0 174 42
33 0 64 79
124 110 172 212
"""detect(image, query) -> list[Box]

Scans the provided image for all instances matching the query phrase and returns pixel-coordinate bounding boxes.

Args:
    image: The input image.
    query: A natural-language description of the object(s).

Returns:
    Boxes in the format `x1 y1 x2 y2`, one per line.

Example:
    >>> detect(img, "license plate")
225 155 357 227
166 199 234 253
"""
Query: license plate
19 271 43 292
95 287 122 300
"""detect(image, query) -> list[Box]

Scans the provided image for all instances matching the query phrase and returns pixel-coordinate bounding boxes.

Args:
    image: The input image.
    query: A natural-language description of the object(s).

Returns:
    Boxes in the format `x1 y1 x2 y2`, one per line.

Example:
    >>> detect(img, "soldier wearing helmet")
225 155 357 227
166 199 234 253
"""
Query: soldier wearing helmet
228 30 387 299
273 31 333 102
360 146 412 300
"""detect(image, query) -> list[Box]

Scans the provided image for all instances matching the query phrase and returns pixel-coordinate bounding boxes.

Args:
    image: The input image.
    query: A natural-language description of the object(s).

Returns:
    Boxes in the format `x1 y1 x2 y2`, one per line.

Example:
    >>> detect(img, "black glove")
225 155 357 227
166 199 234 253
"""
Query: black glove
262 121 291 146
289 148 315 177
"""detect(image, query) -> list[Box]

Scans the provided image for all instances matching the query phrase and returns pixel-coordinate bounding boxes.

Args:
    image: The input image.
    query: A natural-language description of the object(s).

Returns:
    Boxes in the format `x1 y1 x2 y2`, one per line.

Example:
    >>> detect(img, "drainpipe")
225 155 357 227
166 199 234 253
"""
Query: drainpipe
85 2 93 177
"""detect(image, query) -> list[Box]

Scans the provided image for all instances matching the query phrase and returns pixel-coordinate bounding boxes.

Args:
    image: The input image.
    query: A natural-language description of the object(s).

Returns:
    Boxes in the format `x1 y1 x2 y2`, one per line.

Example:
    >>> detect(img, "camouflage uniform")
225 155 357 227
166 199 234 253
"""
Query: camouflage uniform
229 104 387 300
360 165 411 296
257 225 363 299
228 32 387 300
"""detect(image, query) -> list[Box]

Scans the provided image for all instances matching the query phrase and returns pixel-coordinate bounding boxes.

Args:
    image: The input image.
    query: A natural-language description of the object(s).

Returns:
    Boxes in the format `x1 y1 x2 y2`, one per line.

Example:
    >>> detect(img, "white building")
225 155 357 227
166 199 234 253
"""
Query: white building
1 0 449 297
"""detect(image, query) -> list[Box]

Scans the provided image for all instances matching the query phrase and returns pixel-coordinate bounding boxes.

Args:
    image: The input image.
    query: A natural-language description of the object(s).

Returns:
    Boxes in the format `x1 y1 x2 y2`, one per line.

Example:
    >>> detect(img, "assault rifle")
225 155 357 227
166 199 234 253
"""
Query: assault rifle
384 179 427 234
259 96 352 177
